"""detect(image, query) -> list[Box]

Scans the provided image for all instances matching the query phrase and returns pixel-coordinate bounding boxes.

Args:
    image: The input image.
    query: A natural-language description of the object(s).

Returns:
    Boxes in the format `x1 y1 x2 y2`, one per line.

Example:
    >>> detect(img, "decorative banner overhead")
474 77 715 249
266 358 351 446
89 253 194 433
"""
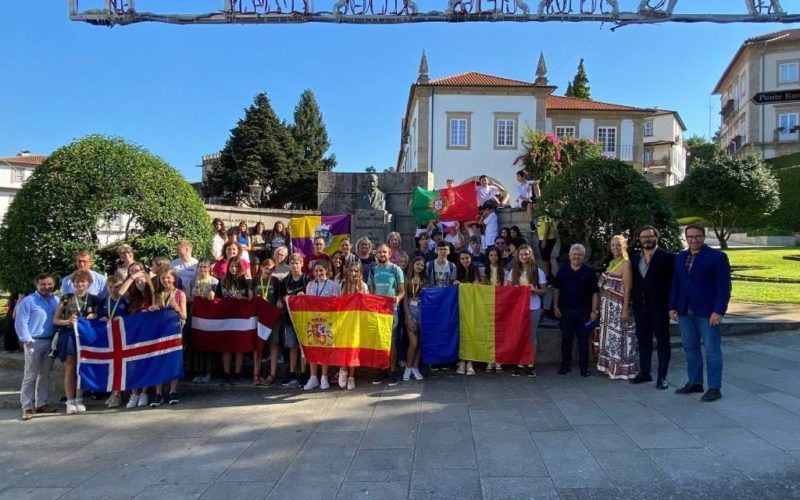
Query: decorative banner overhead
70 1 800 27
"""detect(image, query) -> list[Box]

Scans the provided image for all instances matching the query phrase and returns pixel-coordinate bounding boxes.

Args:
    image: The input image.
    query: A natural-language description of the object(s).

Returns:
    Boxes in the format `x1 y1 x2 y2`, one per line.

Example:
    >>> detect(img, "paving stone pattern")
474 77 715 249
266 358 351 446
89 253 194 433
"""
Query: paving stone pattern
1 331 800 499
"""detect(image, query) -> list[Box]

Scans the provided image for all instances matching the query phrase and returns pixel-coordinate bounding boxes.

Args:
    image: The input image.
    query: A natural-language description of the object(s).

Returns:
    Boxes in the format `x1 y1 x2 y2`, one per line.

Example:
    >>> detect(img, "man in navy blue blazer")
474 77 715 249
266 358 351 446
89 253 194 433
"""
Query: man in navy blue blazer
669 224 731 402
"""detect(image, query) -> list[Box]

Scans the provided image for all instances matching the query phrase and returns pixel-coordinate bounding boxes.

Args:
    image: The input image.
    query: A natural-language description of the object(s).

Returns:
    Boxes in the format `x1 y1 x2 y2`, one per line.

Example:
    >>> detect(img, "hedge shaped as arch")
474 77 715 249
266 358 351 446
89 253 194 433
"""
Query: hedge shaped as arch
0 135 211 293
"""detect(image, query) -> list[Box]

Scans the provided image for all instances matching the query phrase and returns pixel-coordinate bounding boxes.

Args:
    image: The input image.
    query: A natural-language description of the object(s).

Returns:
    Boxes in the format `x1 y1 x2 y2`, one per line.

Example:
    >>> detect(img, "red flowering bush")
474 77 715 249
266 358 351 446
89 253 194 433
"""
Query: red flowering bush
515 130 602 187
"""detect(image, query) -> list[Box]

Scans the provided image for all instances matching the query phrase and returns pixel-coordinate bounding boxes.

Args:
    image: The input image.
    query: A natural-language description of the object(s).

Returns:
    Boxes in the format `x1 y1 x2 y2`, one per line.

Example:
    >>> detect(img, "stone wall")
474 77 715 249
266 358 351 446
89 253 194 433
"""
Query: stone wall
318 171 434 251
204 204 320 232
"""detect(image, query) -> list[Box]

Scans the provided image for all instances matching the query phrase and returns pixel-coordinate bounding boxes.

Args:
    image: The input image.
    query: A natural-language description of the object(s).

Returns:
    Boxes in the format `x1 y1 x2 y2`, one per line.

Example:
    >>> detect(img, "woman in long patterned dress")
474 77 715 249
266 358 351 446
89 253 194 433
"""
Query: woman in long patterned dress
596 235 638 380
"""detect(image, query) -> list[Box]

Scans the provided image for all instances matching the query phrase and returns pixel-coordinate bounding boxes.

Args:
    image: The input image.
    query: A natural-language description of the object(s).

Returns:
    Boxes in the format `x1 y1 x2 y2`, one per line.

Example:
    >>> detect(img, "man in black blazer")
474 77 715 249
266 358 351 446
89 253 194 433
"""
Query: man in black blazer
629 226 675 389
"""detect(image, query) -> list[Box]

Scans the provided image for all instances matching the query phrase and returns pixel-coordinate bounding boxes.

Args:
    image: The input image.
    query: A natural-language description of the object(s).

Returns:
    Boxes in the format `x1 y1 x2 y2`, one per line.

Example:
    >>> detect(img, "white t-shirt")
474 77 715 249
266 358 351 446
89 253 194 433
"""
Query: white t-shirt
516 182 532 206
505 267 547 310
477 185 500 205
306 279 341 297
171 257 198 293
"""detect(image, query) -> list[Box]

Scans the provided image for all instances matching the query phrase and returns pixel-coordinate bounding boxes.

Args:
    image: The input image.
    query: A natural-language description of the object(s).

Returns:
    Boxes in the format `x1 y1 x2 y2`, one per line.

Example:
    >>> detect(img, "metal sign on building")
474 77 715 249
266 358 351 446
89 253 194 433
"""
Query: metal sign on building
752 90 800 105
68 0 799 27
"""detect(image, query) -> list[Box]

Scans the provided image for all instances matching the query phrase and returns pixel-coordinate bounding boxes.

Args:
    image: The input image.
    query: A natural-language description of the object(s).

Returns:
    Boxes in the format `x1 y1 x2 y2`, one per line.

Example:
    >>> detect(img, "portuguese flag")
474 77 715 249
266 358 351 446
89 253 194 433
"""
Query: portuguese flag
410 183 479 225
458 284 533 365
286 293 394 368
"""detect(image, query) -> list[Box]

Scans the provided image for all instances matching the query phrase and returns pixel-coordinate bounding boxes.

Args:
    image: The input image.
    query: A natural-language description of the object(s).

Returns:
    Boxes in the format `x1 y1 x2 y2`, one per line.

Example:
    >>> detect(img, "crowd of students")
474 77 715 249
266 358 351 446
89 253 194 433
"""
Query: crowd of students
13 170 731 421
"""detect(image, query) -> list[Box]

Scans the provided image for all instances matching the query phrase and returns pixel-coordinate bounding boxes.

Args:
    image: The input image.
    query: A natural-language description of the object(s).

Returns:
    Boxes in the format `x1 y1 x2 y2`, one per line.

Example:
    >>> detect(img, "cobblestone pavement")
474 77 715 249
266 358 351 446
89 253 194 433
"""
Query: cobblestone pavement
1 331 799 499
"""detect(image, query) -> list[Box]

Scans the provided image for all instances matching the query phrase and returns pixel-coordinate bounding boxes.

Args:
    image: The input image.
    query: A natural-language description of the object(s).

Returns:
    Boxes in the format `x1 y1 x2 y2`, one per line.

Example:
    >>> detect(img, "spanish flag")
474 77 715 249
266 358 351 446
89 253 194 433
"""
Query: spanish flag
289 214 350 257
286 293 394 368
458 284 533 365
411 183 479 225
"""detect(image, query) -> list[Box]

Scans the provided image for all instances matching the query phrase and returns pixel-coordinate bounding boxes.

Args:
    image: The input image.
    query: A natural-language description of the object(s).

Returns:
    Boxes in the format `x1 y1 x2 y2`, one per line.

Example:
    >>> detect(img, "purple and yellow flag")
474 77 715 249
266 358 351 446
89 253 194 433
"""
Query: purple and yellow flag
289 214 351 257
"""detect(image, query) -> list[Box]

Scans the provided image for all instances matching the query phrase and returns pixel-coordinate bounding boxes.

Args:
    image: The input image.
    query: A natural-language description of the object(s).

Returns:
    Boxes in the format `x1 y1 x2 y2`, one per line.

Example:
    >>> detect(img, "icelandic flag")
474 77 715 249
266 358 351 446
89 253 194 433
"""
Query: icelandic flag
77 310 184 392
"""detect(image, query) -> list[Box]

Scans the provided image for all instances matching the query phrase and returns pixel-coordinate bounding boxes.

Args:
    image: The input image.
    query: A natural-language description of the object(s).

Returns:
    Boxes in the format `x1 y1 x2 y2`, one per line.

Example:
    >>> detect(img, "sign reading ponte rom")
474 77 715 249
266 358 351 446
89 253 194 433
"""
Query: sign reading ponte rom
752 90 800 105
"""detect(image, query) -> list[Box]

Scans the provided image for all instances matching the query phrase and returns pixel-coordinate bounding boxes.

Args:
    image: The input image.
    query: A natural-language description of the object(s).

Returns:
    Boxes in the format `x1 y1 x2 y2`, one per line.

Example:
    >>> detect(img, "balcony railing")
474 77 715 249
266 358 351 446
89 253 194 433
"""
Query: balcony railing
644 158 667 168
721 99 736 121
774 128 800 142
602 145 640 163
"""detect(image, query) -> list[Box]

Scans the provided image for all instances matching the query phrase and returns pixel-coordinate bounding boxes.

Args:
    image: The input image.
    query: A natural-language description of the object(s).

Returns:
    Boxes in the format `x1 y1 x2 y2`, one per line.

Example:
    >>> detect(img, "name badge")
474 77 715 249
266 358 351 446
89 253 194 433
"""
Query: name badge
409 299 419 307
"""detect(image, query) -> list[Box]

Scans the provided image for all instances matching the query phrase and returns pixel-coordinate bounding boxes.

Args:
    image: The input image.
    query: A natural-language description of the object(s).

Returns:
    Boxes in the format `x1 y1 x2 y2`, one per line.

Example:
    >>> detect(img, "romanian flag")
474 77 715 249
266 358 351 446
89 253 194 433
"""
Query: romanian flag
289 214 350 257
420 284 533 365
286 293 394 368
459 284 532 365
411 183 479 225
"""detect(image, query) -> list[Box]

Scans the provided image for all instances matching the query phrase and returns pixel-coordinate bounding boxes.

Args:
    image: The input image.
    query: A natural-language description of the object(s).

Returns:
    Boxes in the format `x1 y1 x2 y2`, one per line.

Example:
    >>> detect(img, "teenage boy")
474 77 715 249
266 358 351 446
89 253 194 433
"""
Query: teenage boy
279 253 310 388
427 241 457 286
515 169 541 231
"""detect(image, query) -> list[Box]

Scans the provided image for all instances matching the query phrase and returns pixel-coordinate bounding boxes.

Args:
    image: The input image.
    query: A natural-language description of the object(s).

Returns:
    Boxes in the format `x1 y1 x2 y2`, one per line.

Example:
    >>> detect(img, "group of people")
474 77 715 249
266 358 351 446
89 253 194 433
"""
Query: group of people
12 172 732 421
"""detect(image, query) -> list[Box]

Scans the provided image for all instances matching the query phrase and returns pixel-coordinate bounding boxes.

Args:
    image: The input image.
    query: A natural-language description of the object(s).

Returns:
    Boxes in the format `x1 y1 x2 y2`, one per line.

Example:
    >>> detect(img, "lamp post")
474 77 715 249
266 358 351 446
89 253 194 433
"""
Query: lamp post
249 180 263 207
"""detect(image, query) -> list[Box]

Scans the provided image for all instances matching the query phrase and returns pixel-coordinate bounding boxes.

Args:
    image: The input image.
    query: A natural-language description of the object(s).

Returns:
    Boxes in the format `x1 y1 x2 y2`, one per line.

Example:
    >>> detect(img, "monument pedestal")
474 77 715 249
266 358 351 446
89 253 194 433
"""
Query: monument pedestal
353 209 393 246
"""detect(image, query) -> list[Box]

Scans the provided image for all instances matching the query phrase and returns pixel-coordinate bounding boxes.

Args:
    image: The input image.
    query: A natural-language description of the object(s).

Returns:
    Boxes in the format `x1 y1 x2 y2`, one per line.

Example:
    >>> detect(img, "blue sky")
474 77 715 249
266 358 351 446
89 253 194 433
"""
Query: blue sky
0 1 793 181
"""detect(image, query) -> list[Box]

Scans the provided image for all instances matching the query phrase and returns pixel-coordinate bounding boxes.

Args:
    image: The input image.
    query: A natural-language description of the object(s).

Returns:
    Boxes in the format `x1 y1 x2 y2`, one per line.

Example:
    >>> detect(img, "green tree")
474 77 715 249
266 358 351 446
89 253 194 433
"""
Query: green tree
539 158 680 261
0 135 211 293
205 92 304 208
566 59 590 99
289 90 336 209
684 135 722 173
565 82 573 97
676 154 780 249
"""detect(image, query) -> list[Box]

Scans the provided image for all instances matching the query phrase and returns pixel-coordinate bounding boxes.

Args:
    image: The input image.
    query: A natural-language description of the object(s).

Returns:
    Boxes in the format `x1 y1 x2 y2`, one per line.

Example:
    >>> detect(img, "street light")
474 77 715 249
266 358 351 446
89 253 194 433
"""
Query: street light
249 180 263 207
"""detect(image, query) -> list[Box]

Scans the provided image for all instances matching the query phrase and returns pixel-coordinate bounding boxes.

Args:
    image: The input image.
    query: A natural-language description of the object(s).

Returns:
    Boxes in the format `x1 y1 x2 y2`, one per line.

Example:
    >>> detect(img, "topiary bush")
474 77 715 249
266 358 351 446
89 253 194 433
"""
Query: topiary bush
0 135 211 292
539 157 681 261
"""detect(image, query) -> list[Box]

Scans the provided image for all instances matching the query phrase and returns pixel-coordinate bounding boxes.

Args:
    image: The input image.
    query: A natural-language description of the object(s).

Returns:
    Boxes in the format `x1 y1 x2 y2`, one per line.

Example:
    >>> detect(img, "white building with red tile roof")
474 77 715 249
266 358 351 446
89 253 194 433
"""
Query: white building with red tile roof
0 151 45 223
397 52 686 191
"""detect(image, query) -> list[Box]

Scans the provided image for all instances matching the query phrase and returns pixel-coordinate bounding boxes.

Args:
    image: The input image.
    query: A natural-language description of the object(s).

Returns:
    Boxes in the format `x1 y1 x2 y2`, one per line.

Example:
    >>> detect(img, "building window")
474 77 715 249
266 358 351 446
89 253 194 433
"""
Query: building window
10 168 25 183
644 150 654 166
779 113 798 141
493 112 519 149
779 62 799 83
644 120 654 137
446 112 472 150
555 126 575 139
597 127 617 156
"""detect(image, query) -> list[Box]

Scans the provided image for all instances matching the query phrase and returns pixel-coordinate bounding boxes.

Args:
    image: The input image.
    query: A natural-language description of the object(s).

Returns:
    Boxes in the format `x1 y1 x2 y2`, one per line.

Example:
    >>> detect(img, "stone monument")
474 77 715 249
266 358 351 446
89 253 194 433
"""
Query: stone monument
353 174 392 245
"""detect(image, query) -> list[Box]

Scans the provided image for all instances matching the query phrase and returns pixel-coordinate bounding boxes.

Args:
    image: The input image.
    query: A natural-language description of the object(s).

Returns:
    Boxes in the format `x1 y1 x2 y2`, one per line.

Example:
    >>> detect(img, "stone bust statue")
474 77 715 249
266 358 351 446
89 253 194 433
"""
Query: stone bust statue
356 173 386 211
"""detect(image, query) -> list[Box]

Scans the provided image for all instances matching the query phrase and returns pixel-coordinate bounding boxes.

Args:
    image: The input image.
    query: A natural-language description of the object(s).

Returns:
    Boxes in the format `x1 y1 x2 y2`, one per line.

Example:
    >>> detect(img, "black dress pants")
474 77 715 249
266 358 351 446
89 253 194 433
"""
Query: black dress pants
635 311 671 379
560 307 591 370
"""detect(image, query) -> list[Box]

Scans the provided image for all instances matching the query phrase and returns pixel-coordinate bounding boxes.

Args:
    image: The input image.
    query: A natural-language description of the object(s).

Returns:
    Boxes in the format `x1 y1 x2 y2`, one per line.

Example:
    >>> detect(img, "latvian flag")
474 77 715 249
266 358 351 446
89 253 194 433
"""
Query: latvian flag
191 298 280 353
77 310 184 392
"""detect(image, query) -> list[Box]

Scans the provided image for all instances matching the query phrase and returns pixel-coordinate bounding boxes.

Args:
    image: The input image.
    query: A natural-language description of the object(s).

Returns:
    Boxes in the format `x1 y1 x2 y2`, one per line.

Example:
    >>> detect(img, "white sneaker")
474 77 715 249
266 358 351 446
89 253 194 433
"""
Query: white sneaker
126 394 140 409
74 399 87 413
137 393 149 407
403 367 412 381
456 361 466 375
494 363 503 372
201 373 211 384
304 376 320 391
320 376 330 390
338 368 348 389
66 402 77 415
346 377 356 390
411 368 424 380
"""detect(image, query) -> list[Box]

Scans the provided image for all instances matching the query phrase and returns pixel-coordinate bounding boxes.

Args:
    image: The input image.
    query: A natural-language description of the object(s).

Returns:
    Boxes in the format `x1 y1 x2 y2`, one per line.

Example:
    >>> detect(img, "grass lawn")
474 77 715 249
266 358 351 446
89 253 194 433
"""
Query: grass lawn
725 248 800 304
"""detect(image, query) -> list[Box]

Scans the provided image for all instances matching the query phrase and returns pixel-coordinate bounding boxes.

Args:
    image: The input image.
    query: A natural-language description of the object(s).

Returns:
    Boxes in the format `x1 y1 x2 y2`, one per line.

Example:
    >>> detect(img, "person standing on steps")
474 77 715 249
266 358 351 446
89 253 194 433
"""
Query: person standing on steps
629 226 675 390
669 224 731 403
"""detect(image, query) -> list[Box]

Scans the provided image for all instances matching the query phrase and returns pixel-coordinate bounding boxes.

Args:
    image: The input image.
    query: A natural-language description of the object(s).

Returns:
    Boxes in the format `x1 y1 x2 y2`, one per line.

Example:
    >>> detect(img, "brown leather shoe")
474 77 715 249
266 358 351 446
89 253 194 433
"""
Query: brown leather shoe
35 404 59 414
21 410 33 421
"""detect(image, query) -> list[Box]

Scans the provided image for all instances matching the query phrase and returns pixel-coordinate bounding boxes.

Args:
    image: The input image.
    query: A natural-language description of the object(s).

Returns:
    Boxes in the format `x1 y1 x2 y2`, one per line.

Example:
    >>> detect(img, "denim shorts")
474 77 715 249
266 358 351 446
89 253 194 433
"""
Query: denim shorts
283 322 299 348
